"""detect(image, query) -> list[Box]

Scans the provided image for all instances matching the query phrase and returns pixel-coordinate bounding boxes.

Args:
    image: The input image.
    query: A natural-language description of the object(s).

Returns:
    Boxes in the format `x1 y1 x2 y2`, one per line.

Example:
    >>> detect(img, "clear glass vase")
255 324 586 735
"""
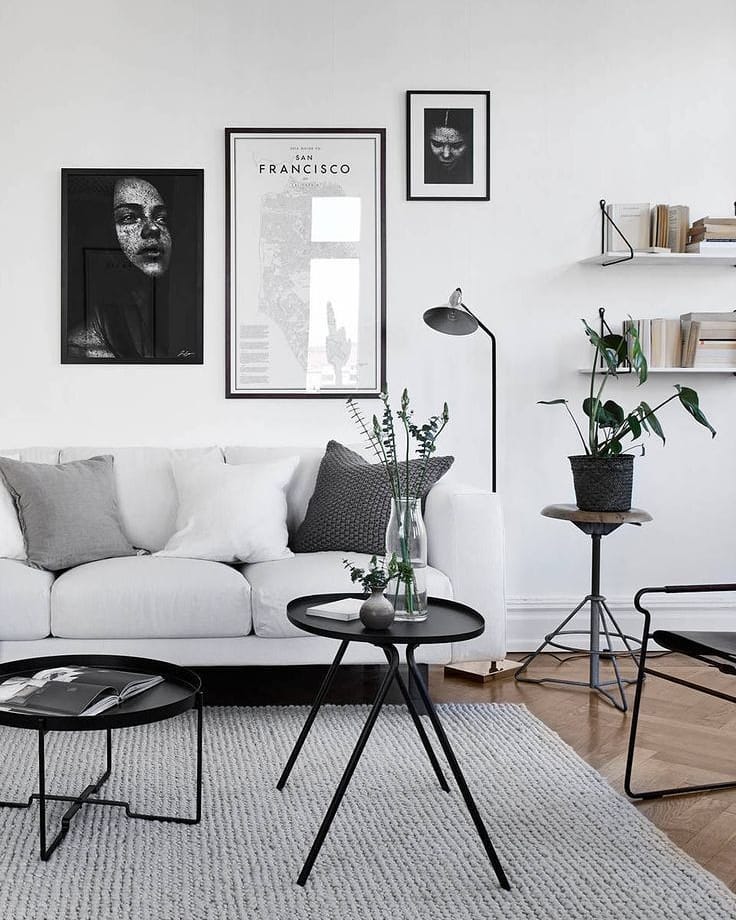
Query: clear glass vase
385 496 428 621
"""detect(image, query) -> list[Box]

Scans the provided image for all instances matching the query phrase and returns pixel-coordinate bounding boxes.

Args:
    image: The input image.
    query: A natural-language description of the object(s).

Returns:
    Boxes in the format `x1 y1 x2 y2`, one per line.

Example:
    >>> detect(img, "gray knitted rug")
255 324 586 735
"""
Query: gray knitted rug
0 703 733 920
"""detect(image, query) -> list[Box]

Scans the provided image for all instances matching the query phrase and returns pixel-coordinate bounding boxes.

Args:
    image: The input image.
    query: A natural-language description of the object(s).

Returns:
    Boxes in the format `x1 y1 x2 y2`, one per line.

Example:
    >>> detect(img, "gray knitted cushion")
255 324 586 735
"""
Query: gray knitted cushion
292 441 453 555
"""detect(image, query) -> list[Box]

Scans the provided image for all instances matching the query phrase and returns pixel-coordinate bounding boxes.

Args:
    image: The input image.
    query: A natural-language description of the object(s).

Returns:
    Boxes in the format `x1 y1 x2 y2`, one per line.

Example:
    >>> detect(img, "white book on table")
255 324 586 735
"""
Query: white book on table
306 598 363 621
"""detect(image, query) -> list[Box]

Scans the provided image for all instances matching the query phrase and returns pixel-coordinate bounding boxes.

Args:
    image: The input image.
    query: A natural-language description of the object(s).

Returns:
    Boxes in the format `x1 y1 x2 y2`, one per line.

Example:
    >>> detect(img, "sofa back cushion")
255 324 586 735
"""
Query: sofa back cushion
60 446 223 551
224 445 327 537
0 449 59 560
0 454 135 571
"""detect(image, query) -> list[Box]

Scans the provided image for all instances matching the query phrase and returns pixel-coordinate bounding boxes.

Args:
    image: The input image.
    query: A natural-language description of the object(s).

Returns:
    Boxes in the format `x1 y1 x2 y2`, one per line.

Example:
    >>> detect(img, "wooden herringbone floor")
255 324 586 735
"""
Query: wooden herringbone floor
431 653 736 892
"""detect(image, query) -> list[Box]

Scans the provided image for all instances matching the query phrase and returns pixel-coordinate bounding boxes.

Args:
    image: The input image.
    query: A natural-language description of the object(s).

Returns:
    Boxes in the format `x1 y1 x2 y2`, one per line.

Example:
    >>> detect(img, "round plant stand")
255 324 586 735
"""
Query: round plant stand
514 504 652 712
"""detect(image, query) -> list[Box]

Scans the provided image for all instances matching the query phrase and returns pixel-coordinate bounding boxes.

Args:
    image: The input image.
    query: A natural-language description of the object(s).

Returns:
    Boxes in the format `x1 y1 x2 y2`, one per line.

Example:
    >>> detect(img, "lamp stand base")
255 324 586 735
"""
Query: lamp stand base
443 659 523 683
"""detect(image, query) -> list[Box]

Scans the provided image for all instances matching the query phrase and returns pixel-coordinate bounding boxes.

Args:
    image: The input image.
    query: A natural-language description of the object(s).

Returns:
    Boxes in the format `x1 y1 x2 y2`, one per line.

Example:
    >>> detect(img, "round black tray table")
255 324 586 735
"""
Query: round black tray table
0 654 203 860
278 594 510 891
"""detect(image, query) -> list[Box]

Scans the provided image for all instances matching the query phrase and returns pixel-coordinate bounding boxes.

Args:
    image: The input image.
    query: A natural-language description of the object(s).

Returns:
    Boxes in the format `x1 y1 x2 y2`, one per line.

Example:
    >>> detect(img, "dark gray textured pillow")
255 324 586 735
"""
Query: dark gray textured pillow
292 441 454 555
0 455 135 571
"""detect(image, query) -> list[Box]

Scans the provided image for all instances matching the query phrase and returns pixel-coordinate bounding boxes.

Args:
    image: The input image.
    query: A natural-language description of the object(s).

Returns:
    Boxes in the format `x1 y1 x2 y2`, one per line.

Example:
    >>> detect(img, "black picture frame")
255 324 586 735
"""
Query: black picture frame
225 128 386 399
61 168 204 365
406 91 490 201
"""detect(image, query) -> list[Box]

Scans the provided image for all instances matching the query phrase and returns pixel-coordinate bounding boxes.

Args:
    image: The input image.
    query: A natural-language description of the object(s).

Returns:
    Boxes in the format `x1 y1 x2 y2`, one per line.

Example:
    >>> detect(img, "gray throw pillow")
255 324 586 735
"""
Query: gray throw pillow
292 441 454 555
0 455 135 571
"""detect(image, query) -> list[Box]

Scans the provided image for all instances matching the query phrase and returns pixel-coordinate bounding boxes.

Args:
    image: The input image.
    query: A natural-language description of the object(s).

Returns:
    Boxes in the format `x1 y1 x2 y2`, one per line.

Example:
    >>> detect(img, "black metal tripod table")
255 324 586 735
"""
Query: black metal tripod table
0 654 203 860
279 593 510 890
515 504 652 712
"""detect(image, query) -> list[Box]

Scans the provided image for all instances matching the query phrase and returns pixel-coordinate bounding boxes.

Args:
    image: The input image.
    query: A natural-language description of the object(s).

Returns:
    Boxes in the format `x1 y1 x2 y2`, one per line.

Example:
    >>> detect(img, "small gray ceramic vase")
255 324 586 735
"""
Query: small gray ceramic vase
360 589 395 629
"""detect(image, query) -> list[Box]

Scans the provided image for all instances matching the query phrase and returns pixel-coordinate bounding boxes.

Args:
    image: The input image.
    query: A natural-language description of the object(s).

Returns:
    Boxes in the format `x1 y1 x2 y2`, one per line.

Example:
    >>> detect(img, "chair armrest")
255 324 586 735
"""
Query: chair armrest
634 583 736 635
424 479 506 662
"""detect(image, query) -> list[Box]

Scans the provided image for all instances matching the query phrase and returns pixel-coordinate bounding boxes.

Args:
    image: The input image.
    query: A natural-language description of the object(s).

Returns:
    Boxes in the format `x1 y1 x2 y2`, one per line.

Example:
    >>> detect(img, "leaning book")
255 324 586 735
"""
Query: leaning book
0 666 164 717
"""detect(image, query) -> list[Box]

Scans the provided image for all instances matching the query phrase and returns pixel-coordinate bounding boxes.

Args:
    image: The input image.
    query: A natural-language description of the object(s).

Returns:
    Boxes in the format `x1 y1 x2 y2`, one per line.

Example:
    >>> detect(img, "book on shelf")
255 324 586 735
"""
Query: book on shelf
306 598 362 621
667 205 689 253
689 232 736 241
688 216 736 244
693 341 736 368
651 204 671 249
0 666 163 717
686 241 736 254
650 318 681 367
605 203 650 252
623 318 651 364
681 312 736 367
691 217 736 229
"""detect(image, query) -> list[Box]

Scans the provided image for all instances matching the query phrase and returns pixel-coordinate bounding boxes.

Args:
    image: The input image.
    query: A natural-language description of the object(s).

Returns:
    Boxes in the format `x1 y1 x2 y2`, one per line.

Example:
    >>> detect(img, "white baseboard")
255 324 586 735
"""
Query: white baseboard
506 595 736 652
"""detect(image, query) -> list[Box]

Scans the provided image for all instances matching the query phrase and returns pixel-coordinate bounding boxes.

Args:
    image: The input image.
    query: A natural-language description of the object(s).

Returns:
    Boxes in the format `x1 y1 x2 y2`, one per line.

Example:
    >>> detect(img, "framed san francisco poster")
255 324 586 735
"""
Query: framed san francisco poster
225 128 386 398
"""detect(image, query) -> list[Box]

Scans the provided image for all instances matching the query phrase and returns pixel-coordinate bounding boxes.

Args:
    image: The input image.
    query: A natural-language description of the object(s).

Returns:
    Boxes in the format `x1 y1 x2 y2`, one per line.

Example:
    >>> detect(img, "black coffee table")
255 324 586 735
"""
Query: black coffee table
0 654 203 860
279 594 510 890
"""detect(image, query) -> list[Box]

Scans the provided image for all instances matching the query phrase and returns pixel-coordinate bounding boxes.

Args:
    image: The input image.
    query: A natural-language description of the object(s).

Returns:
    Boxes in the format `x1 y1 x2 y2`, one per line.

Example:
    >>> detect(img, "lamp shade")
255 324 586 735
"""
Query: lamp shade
423 305 478 336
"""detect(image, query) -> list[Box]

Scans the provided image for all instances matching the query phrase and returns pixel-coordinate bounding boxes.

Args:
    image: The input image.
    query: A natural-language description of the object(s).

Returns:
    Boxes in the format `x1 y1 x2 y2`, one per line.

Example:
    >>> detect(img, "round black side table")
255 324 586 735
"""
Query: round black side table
514 504 652 711
0 654 203 860
278 594 510 891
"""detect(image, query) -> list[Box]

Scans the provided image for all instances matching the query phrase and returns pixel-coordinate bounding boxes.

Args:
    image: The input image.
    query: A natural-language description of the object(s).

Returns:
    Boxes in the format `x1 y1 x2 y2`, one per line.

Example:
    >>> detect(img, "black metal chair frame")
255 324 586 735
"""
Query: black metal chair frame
625 582 736 800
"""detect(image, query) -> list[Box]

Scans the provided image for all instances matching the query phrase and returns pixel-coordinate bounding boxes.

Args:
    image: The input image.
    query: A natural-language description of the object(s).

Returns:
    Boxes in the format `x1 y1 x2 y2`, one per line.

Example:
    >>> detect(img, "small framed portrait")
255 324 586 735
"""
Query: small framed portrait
61 168 203 364
406 91 490 201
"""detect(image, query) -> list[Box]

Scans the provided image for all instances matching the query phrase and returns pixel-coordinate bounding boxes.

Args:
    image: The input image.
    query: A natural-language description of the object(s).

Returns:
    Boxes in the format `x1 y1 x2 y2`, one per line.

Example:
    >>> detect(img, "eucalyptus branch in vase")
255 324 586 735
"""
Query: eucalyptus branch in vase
346 389 449 619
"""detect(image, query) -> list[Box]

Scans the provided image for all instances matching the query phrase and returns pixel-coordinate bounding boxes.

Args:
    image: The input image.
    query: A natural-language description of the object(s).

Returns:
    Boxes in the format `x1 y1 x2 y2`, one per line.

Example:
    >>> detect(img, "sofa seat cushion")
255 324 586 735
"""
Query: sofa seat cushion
50 557 251 639
0 559 54 639
241 551 453 638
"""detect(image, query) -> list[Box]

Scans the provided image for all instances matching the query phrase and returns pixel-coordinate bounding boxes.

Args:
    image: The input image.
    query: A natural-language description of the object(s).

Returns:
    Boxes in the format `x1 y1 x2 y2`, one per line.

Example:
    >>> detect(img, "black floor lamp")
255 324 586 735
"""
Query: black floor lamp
423 289 520 682
423 288 496 493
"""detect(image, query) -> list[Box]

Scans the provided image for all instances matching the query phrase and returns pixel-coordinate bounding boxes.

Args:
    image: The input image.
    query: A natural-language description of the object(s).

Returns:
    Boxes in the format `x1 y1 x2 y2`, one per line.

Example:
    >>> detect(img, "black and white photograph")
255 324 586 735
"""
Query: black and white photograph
424 107 474 184
61 168 203 363
407 91 490 200
226 128 386 398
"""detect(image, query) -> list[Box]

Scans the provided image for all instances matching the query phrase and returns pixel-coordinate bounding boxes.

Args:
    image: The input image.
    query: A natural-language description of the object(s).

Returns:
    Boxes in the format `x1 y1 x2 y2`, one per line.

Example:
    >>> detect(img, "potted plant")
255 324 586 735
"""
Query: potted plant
540 318 716 511
343 554 403 629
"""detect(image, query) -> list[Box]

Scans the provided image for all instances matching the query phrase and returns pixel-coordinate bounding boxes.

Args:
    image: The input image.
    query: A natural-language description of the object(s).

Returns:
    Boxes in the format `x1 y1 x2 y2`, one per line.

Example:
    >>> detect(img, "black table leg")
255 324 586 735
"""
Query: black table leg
0 700 203 861
406 644 510 891
278 639 349 790
38 724 114 861
38 722 46 861
297 644 400 887
382 647 450 793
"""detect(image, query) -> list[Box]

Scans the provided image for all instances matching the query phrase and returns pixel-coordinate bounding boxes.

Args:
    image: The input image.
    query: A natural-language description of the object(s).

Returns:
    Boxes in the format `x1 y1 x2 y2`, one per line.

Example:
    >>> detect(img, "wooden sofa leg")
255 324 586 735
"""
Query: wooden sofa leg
443 659 523 683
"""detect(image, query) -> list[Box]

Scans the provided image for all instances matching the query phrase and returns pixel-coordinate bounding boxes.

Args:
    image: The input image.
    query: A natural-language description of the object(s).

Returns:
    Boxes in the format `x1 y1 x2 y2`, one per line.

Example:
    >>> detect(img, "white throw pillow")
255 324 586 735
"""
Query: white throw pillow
0 451 26 560
156 456 299 564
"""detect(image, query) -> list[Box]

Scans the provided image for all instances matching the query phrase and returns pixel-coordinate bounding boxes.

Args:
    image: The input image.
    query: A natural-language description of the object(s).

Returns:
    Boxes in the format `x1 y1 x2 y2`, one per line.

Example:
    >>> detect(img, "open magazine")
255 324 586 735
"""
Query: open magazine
0 666 164 717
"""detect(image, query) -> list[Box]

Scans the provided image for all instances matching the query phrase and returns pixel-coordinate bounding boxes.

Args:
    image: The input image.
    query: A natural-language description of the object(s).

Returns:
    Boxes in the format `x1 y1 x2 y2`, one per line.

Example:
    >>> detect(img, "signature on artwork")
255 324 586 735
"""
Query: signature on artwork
177 350 195 358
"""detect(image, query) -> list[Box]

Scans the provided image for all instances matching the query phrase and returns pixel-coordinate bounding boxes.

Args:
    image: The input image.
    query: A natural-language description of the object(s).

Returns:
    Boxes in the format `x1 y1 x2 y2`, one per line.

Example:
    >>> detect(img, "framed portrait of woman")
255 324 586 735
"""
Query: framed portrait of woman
406 91 490 201
61 168 203 364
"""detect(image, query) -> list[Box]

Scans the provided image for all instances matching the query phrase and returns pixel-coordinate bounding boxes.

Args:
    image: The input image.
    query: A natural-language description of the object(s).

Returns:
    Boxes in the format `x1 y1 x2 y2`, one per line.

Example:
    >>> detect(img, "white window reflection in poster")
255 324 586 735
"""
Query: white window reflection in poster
226 129 386 398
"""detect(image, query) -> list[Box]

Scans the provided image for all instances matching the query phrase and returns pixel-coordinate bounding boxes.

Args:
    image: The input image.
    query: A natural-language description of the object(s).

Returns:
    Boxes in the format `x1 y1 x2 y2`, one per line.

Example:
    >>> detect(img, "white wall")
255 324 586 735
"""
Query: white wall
1 0 735 646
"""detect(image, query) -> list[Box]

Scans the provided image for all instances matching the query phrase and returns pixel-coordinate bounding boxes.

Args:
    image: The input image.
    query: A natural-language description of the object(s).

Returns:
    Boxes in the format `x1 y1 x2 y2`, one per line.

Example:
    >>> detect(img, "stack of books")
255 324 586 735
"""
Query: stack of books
686 217 736 255
681 312 736 367
624 312 736 368
605 203 689 253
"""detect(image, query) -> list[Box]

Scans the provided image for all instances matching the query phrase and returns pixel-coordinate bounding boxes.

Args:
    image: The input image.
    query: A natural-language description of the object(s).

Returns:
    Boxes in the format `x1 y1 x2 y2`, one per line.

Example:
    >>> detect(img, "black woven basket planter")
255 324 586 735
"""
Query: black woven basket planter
569 455 634 512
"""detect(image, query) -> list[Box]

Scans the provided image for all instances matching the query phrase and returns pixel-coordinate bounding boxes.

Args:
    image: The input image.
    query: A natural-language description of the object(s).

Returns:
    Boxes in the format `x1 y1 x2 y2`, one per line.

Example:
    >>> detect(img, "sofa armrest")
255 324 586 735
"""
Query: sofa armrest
424 479 507 662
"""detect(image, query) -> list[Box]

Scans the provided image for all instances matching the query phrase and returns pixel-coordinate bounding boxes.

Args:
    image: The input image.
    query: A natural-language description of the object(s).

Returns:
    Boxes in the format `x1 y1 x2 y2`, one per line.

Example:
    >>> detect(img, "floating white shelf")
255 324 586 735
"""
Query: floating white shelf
578 367 736 375
581 252 736 267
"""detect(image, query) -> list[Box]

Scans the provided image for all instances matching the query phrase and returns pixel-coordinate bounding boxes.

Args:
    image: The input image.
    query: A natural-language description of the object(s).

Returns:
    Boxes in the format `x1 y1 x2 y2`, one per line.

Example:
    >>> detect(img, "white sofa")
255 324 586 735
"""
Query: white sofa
0 445 507 669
